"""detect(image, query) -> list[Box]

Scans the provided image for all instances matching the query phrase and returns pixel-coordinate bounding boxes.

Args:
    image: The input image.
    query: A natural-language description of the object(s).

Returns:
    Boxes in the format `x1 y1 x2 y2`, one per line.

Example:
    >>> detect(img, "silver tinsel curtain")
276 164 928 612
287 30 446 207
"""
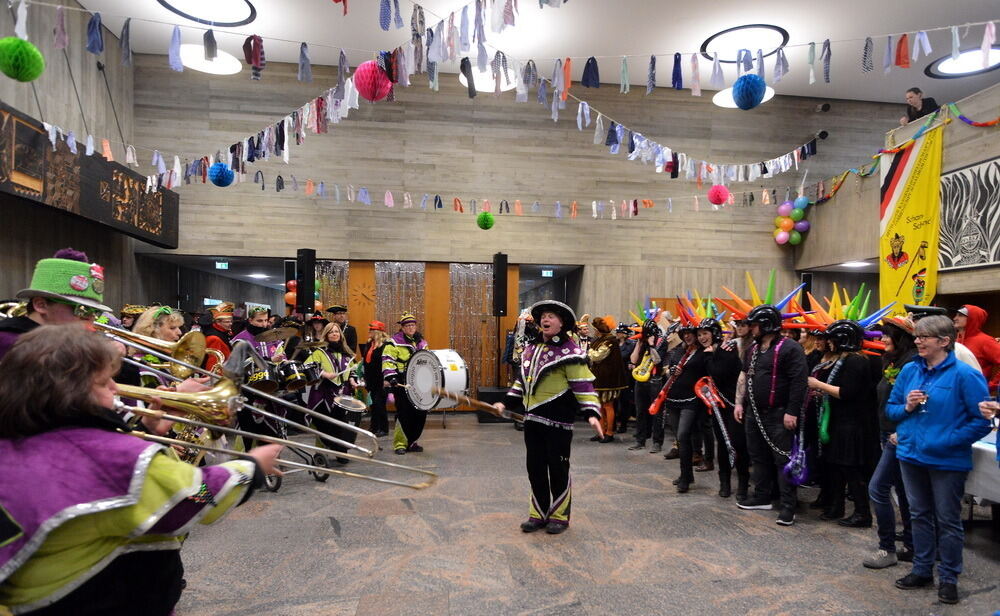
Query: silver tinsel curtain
449 263 497 395
316 260 349 310
375 262 425 329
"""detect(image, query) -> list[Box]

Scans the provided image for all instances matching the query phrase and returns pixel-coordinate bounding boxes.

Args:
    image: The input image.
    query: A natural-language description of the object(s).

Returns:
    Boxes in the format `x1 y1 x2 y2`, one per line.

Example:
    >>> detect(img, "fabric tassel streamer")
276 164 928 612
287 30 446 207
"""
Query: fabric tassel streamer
125 145 137 166
434 195 444 209
460 57 476 98
453 197 464 213
532 200 540 213
469 199 477 214
168 26 183 71
861 37 873 72
86 135 95 156
774 48 789 82
298 43 312 82
555 201 562 218
894 34 910 68
690 54 701 96
357 187 372 204
474 0 488 72
514 199 523 215
411 7 424 72
756 49 764 78
576 102 591 130
385 191 394 207
403 192 412 208
983 22 996 69
883 36 893 74
820 39 831 83
460 6 470 51
86 12 103 55
912 31 932 61
710 52 724 88
582 56 599 87
253 170 264 190
570 201 578 218
317 182 326 198
101 139 113 161
14 1 27 40
951 26 961 61
393 0 404 29
65 132 77 155
593 113 604 144
591 200 598 218
620 56 629 94
536 79 547 105
611 201 617 220
671 52 682 89
420 194 429 209
561 57 571 101
53 6 68 49
379 0 391 31
646 55 655 95
807 42 816 84
667 198 672 213
119 19 132 66
694 196 700 212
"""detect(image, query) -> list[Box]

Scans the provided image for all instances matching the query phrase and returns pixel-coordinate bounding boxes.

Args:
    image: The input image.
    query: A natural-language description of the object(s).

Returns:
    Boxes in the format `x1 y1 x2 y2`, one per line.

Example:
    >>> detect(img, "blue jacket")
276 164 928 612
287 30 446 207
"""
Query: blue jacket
886 351 991 472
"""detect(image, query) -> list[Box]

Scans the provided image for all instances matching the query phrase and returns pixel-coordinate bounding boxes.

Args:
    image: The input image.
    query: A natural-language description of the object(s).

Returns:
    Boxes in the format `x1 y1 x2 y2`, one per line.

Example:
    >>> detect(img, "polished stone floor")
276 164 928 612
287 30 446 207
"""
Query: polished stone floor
177 414 999 615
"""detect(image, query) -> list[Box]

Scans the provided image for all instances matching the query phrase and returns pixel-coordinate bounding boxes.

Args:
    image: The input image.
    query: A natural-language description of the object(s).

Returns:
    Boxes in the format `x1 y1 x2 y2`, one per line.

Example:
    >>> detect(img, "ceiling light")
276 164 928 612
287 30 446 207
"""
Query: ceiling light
458 67 517 93
179 44 242 75
157 0 257 27
925 46 1000 79
700 24 789 64
247 273 269 279
839 261 872 268
712 86 775 108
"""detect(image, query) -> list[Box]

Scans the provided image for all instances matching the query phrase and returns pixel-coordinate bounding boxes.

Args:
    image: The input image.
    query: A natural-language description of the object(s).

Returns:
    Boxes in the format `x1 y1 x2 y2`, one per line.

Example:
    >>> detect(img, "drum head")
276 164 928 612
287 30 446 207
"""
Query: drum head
333 395 366 412
405 349 468 410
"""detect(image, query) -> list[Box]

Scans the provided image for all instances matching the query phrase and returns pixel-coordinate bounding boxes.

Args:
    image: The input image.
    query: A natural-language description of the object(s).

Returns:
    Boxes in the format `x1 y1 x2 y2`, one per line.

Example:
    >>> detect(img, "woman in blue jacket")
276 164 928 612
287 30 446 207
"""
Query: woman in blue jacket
885 315 991 605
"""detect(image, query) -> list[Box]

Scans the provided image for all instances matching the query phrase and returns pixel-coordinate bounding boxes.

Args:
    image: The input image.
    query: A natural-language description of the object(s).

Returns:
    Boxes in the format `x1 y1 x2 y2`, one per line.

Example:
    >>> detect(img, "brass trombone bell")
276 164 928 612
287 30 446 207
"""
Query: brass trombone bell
115 378 241 427
94 321 206 378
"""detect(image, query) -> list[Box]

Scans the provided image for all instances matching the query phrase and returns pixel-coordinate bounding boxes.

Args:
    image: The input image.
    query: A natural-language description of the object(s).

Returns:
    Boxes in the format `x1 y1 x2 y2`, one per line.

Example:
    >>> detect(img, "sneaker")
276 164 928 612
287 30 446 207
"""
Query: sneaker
863 549 898 569
394 448 406 455
736 496 774 510
627 442 646 451
937 582 959 604
520 519 546 533
407 442 424 453
776 508 795 526
894 573 934 590
544 521 568 534
649 443 663 454
897 546 914 562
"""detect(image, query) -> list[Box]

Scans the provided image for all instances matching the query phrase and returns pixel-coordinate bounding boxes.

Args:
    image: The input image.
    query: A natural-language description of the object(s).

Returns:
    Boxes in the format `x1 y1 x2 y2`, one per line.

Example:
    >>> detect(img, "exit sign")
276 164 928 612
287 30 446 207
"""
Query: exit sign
541 269 553 278
215 261 229 270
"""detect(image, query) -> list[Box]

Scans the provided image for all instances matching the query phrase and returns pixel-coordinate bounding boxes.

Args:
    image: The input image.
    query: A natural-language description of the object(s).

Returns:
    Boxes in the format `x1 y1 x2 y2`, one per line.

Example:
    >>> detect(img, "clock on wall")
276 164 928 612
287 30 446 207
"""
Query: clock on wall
351 282 376 308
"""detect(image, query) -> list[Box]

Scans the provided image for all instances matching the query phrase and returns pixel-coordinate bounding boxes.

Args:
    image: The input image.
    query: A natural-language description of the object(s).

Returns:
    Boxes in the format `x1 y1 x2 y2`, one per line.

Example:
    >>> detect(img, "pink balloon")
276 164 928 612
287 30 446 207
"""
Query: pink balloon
776 204 793 217
794 220 811 232
775 231 790 245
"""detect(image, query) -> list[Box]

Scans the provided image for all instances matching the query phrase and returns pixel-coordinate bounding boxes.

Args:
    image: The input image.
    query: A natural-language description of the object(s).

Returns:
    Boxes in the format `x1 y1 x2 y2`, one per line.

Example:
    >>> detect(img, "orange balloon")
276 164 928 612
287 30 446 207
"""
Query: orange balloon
779 217 794 232
314 300 324 312
284 291 297 306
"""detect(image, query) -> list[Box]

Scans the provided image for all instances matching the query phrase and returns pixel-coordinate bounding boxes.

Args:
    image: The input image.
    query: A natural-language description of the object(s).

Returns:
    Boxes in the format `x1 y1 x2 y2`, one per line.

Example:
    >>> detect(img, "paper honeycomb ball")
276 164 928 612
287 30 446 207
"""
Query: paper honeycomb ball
707 185 730 205
0 37 45 82
732 74 767 110
353 60 392 103
208 162 235 187
476 211 495 230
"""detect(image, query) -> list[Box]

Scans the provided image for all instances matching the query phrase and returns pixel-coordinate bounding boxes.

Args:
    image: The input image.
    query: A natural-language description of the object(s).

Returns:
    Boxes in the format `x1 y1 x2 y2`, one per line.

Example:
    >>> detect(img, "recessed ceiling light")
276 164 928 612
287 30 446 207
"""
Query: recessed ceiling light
712 86 775 108
925 45 1000 79
458 67 517 93
156 0 257 27
700 24 789 64
840 261 872 268
247 273 270 279
179 44 242 75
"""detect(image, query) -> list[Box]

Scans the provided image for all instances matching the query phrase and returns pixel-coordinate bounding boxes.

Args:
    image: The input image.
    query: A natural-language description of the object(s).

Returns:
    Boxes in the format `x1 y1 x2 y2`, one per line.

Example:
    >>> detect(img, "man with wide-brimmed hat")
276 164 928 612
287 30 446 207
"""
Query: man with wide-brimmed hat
325 304 357 356
0 248 111 360
382 312 429 454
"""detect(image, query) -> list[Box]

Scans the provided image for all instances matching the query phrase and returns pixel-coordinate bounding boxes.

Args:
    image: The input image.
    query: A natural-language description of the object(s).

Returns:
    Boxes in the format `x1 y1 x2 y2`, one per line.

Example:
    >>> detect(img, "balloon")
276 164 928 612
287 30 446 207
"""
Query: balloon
776 203 793 217
775 231 790 245
794 220 811 232
779 217 794 232
773 228 782 238
314 301 324 312
314 290 320 299
790 208 805 222
284 291 297 306
789 230 802 245
286 280 297 292
773 216 785 228
794 196 810 209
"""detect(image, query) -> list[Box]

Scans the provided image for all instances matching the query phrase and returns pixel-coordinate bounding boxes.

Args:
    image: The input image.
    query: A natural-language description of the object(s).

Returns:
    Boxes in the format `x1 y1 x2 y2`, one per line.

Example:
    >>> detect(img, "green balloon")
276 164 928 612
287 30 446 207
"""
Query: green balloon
790 208 805 221
789 230 803 245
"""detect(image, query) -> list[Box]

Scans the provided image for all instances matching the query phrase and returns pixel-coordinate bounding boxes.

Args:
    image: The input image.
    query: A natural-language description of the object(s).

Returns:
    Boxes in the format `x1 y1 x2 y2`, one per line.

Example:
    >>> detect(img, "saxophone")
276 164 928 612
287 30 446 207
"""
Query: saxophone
632 349 653 382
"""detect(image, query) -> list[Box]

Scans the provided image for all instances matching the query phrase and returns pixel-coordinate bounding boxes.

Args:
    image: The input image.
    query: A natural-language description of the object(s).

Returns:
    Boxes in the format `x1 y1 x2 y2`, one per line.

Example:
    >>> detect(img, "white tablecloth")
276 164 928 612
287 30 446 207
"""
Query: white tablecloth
966 431 1000 504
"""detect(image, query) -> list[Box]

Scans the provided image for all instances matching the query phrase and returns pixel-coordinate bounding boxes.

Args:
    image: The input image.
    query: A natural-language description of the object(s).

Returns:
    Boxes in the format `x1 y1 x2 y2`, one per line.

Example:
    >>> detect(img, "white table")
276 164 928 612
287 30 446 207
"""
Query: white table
966 431 999 503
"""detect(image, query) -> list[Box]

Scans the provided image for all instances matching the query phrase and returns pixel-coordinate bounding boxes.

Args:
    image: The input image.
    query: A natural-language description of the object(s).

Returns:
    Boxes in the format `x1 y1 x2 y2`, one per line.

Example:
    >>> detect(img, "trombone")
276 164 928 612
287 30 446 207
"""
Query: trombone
114 398 437 490
94 321 379 457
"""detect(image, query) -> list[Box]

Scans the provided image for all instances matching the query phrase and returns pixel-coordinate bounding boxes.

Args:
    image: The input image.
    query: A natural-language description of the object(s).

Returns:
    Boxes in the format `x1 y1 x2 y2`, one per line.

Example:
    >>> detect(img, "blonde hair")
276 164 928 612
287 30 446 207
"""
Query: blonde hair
133 306 185 340
368 329 390 348
320 322 352 355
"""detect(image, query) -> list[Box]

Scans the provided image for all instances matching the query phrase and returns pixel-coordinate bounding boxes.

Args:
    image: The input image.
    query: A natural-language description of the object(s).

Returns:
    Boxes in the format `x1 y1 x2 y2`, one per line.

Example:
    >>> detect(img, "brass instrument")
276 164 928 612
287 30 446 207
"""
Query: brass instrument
204 348 227 375
116 378 241 426
632 352 654 382
97 322 207 379
0 301 26 318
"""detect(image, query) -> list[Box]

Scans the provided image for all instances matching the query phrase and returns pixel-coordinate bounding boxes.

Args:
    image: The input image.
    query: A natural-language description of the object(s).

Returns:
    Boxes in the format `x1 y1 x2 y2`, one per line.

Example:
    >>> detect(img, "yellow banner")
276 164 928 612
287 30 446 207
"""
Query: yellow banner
878 126 943 313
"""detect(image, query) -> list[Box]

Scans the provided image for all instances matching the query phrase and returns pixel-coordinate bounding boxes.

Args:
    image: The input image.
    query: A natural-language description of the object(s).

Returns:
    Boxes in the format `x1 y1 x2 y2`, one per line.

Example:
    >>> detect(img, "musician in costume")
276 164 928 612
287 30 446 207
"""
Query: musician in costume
382 312 429 455
734 305 809 526
304 313 328 344
232 305 284 361
628 319 669 452
807 320 876 528
495 300 601 534
615 323 637 434
307 322 359 456
119 304 146 331
697 318 750 500
326 305 358 355
587 317 628 443
202 302 236 371
655 321 708 493
360 321 391 436
0 325 281 615
0 249 111 360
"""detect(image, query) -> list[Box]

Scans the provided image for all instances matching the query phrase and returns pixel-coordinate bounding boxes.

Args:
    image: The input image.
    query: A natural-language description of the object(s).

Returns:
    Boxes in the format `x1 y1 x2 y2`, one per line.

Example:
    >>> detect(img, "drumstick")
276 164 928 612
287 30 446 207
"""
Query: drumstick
431 387 525 422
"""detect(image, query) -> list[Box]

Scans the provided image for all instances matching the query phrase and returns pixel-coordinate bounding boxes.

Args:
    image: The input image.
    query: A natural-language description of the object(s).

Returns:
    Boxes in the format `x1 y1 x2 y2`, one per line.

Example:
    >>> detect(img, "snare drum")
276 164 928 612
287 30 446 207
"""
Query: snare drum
302 362 323 386
334 395 367 425
405 349 469 411
245 360 279 394
278 361 308 391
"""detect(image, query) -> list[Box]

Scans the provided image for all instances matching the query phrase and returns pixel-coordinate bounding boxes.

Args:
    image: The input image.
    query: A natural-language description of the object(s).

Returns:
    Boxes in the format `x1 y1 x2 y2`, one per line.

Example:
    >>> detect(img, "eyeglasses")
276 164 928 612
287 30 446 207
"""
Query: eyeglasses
913 335 941 341
50 298 103 319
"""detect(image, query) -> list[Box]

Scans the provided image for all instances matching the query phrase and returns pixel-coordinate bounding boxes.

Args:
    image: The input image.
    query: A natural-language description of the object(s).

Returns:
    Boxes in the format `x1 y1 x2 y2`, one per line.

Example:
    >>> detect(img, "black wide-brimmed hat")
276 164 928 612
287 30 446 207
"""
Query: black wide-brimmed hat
529 300 577 333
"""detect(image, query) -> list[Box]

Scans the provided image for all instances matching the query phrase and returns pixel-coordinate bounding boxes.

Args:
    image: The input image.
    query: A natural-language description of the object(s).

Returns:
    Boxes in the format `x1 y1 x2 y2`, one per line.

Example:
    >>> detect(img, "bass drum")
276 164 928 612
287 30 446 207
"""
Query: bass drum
404 349 468 411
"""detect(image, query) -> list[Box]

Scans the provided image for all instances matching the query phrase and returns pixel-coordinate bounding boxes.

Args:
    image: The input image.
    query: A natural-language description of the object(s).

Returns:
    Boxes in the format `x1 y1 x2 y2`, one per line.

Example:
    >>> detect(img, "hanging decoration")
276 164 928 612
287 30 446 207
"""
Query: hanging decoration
353 60 392 102
707 185 729 205
732 74 766 110
0 37 45 82
476 211 495 229
208 162 235 187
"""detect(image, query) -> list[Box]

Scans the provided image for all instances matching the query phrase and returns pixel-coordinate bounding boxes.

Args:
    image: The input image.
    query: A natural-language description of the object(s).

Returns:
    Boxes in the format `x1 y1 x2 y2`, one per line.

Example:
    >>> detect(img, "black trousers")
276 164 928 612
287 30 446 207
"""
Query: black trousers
676 405 701 481
616 383 636 429
368 387 389 433
313 398 359 455
393 385 427 445
524 420 574 523
713 407 749 480
745 407 797 510
633 379 665 445
831 463 872 519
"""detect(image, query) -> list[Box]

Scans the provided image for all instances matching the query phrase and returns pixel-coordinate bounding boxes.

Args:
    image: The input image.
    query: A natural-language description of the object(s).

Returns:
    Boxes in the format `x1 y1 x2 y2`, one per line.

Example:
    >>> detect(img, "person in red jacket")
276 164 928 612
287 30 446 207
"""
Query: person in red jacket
202 301 235 371
954 304 1000 391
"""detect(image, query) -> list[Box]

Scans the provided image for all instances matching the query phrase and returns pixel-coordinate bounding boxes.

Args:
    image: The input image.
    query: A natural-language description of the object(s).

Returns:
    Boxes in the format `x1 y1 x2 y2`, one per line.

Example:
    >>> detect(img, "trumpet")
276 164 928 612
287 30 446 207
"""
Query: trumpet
94 321 379 458
117 401 437 490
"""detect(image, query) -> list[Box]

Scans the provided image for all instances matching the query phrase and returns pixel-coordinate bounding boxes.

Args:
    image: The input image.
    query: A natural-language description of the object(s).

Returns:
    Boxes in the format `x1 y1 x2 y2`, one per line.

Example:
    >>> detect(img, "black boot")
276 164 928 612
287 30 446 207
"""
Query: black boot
718 474 732 498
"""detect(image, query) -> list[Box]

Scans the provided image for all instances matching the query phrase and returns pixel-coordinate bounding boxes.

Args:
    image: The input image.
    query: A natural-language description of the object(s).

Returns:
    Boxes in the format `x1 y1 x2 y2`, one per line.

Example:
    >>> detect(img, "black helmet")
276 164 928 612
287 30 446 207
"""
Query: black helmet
825 319 864 352
614 322 632 335
697 317 723 344
746 305 782 335
641 319 660 340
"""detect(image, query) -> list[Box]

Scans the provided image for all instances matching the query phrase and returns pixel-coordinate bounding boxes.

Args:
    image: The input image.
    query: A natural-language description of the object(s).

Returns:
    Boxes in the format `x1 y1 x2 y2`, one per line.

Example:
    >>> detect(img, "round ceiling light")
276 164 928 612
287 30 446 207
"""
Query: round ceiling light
700 24 789 63
712 85 776 109
458 67 517 92
925 46 1000 79
157 0 257 27
179 44 243 75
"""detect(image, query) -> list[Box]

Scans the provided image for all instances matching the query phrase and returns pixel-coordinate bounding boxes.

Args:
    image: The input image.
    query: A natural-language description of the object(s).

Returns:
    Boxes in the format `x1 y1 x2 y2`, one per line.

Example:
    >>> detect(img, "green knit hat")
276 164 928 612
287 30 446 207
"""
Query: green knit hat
16 249 111 312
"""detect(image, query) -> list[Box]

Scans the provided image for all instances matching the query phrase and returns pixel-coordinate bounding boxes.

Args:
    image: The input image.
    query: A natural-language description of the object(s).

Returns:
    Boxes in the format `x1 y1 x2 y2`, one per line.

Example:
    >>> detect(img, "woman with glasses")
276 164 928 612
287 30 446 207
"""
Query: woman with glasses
885 315 991 604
